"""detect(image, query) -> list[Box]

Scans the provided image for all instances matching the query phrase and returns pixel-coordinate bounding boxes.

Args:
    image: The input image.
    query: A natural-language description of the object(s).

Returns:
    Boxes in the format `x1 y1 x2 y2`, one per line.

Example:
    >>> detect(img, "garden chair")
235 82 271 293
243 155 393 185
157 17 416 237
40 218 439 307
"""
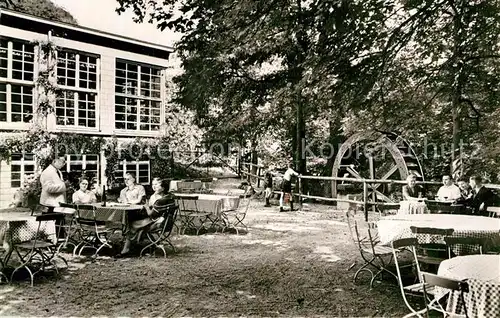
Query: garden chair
486 206 500 218
391 238 437 318
73 204 113 257
10 212 68 286
54 202 78 253
444 236 489 257
176 195 211 235
410 226 454 269
346 211 396 288
221 194 251 235
422 272 469 318
140 203 179 258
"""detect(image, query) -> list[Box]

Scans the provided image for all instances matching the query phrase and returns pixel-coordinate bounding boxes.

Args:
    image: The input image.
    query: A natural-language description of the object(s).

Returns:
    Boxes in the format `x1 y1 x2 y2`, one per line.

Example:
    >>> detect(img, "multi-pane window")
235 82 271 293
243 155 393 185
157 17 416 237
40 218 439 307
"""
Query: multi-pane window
11 153 36 188
56 49 98 128
114 159 150 185
64 154 100 182
11 85 33 122
0 39 7 78
0 38 34 123
12 41 34 81
115 60 162 131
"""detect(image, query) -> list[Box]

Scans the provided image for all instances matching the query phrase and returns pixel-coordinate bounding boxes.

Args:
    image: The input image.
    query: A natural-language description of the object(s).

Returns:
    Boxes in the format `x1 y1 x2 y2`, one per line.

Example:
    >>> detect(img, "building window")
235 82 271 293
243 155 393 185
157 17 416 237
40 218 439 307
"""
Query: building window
115 60 162 131
63 154 100 182
0 38 34 123
56 49 98 128
11 153 36 188
114 159 150 185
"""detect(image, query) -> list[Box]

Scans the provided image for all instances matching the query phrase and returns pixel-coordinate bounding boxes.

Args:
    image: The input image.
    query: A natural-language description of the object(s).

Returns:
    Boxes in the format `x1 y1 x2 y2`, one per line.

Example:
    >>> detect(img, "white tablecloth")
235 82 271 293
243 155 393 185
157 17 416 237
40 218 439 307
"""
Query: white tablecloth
0 210 57 250
437 255 500 317
399 200 428 214
377 214 500 253
174 194 240 216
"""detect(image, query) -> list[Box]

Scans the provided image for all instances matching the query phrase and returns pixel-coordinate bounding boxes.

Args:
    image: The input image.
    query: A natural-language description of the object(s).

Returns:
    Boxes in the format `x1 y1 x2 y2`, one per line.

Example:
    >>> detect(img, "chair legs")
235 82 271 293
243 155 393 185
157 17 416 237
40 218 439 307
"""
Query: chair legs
354 253 397 288
139 233 175 258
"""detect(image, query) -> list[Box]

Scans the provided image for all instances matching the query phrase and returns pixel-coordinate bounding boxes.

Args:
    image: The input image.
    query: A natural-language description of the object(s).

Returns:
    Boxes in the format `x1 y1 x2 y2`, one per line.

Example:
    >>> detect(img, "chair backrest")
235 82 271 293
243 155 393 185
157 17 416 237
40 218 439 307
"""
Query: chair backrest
75 204 97 221
237 196 252 215
444 236 488 257
391 237 424 315
421 272 469 292
158 204 178 236
486 206 500 218
421 272 469 318
410 226 454 236
175 195 199 213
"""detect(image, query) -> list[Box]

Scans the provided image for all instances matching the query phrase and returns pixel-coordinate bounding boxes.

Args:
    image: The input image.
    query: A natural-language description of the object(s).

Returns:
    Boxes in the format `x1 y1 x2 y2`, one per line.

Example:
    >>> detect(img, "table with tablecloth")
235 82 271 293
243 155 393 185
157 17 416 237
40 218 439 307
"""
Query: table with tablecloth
76 203 144 225
377 214 500 254
399 200 428 214
170 180 212 192
436 255 500 317
0 208 56 252
174 194 240 217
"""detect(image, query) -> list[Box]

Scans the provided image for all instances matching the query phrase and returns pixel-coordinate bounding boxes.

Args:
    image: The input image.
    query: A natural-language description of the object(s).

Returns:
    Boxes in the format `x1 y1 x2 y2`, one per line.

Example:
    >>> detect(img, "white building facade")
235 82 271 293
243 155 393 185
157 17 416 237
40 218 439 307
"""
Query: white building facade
0 9 174 207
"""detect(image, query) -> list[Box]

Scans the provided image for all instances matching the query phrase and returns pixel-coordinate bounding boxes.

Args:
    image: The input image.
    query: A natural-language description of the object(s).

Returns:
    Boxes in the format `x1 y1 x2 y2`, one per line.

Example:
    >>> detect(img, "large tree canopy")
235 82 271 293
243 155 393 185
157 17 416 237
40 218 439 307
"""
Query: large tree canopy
116 0 500 181
1 0 77 24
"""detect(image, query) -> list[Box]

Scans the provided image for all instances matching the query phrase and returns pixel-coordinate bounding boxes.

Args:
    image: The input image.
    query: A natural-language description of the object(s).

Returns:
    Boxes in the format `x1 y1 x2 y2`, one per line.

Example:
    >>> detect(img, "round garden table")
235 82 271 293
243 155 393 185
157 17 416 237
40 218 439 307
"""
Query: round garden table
437 255 500 317
377 214 500 254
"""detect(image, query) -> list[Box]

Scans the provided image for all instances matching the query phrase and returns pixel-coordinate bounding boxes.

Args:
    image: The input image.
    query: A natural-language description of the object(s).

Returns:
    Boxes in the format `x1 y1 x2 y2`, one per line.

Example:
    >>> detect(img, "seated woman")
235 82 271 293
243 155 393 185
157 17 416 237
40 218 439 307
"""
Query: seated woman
402 174 423 200
72 178 97 204
118 173 146 204
118 178 175 256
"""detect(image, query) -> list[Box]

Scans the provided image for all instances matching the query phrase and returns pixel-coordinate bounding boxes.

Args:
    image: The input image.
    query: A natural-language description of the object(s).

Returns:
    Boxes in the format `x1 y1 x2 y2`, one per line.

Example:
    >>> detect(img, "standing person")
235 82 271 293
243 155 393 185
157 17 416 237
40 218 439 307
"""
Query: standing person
40 156 68 208
264 166 274 207
469 175 496 216
279 163 298 212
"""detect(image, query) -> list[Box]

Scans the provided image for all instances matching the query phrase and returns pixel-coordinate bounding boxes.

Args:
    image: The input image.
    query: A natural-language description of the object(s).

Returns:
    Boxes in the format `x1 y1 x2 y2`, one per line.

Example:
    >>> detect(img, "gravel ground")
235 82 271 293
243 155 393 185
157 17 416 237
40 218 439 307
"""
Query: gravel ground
0 182 419 317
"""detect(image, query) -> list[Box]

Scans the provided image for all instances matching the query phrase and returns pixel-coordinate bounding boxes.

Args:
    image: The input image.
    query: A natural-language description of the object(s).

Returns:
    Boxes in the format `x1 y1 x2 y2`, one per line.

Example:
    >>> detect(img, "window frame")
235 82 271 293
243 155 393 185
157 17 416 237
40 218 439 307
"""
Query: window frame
10 153 37 188
114 59 163 132
55 49 100 130
0 38 35 125
114 159 151 185
62 154 101 183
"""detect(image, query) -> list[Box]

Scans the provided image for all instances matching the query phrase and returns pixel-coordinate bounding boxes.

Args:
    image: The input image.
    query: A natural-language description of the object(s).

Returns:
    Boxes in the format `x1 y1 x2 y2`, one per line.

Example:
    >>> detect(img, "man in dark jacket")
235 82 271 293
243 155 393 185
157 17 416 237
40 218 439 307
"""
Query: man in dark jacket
469 175 496 216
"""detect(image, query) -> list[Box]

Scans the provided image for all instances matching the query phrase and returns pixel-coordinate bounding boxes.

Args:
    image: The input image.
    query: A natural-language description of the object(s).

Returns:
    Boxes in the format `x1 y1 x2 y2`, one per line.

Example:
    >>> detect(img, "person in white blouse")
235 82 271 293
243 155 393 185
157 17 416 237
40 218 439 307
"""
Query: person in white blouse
436 175 461 202
72 178 97 204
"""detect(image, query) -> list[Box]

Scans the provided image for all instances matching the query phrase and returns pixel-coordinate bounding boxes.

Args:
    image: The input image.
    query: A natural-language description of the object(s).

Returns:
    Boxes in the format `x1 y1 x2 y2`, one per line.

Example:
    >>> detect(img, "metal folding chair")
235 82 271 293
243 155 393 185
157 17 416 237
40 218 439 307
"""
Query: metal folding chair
391 238 437 318
140 203 178 258
10 212 68 286
346 211 396 288
221 194 251 235
444 236 489 257
73 204 113 257
176 195 211 235
410 226 454 269
55 202 78 253
422 272 469 318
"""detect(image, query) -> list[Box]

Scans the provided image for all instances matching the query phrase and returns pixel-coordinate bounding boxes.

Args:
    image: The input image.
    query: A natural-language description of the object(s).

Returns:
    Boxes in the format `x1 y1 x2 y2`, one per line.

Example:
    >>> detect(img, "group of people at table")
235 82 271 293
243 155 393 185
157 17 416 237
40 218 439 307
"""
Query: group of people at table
34 157 176 257
402 174 496 216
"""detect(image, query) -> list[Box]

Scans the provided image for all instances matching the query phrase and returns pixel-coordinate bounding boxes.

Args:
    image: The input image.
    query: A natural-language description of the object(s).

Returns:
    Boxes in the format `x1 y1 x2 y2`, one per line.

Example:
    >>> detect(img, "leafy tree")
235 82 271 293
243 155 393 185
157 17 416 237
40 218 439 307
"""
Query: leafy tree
1 0 78 24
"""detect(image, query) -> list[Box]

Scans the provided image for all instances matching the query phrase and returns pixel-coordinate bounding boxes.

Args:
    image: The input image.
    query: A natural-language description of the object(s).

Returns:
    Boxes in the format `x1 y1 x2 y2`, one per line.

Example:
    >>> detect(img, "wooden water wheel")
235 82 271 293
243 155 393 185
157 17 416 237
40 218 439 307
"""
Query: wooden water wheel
331 131 425 203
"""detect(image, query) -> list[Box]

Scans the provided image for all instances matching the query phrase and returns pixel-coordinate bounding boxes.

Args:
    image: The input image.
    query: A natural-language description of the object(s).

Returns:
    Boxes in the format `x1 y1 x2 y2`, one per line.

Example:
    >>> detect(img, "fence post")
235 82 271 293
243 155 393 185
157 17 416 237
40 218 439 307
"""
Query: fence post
298 175 303 210
363 180 368 222
247 164 251 183
257 166 261 188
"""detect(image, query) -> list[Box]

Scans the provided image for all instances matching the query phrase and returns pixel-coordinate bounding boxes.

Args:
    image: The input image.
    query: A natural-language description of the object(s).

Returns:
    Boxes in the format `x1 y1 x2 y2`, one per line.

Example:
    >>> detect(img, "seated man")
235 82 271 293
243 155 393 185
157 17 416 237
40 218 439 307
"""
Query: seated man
436 175 461 202
118 173 146 204
469 175 496 216
402 174 423 200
